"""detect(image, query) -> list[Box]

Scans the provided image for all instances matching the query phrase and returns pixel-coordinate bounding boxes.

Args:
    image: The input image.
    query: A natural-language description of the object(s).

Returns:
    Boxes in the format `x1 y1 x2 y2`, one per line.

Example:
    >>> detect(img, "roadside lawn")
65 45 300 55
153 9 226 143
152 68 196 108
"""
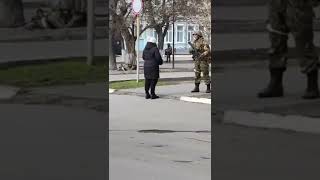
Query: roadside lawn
0 57 107 87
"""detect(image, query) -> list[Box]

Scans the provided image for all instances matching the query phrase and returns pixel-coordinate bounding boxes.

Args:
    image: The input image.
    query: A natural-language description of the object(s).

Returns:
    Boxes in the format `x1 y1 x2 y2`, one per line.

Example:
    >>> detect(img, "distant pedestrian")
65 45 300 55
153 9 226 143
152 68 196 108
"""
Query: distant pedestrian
165 43 173 63
142 37 164 99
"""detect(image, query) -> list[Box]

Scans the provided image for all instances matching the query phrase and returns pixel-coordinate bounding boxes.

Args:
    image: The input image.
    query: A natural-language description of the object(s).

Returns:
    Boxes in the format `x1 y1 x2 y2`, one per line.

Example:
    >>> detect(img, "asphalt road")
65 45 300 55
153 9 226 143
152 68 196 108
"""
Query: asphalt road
109 94 211 180
0 104 107 180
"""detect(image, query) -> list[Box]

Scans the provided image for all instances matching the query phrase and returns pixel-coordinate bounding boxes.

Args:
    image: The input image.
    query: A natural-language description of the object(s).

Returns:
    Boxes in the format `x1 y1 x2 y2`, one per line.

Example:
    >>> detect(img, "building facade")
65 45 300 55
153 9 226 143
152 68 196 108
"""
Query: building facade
138 21 200 54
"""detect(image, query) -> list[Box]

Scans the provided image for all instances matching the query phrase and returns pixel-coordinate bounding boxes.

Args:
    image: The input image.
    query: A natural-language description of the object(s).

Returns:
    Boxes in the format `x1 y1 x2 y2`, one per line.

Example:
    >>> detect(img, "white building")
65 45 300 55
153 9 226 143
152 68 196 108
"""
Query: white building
138 20 202 54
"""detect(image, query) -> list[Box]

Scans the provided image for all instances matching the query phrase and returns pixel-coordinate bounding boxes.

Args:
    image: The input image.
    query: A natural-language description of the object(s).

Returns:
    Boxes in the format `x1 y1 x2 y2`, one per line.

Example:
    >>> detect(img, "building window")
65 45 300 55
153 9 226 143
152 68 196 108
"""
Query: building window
187 25 194 42
150 29 158 41
176 25 184 43
165 26 173 43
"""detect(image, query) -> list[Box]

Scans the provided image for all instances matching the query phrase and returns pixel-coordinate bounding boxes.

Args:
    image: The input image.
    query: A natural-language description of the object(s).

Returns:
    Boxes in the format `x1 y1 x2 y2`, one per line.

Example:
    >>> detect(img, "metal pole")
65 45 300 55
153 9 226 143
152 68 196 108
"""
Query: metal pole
87 0 95 65
172 0 175 69
136 15 140 83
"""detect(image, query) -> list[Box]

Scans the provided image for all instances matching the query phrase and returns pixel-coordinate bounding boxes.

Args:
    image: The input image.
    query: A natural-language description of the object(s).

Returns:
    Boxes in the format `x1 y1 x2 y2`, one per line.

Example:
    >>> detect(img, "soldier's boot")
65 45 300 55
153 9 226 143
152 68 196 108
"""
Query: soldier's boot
258 68 285 98
205 84 211 93
302 69 320 99
191 83 200 93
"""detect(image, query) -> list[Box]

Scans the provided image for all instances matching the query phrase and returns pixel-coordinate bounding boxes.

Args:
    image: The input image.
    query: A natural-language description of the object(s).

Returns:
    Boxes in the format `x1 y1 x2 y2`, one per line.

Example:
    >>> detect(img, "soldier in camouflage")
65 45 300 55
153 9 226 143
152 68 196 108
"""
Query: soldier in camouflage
190 31 211 93
258 0 320 99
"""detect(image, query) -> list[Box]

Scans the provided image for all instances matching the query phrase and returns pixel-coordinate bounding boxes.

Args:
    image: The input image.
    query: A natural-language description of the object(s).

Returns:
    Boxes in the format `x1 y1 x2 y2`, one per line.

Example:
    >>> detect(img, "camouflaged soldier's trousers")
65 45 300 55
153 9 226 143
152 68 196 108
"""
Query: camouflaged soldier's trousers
194 60 210 85
268 0 319 73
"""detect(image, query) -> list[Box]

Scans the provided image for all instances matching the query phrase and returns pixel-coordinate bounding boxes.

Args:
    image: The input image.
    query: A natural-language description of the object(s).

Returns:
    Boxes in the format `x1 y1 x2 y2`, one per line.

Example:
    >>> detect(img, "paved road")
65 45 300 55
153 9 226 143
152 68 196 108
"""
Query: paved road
213 122 320 180
0 104 106 180
109 94 211 180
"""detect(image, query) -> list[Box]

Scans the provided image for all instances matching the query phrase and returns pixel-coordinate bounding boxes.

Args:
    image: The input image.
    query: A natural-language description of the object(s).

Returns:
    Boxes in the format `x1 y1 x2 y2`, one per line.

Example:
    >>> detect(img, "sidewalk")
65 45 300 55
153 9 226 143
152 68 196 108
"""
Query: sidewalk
215 6 320 33
0 27 107 42
112 82 211 104
213 62 320 134
0 39 107 64
110 72 196 82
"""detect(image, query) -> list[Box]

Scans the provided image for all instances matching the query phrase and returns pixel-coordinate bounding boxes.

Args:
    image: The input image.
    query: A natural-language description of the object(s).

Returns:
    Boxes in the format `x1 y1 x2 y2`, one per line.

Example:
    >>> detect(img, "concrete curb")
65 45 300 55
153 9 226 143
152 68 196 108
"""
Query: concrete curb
0 86 20 100
109 89 116 94
223 110 320 134
109 76 194 83
180 96 211 105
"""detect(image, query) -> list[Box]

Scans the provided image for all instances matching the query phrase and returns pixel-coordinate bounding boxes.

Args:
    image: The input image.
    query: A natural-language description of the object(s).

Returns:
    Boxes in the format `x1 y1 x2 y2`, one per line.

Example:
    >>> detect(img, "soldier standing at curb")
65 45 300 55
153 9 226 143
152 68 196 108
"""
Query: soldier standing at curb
258 0 320 99
189 31 211 93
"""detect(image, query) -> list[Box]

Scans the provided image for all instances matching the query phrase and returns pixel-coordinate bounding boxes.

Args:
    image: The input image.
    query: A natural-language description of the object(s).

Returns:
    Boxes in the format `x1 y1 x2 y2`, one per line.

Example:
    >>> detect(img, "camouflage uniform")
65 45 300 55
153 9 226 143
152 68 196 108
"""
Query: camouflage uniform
267 0 318 73
258 0 320 99
190 31 211 93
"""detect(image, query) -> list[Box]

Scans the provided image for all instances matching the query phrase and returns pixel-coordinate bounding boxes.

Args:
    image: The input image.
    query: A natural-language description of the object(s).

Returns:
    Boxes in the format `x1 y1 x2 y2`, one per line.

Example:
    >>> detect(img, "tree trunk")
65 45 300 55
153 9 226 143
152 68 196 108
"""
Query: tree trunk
0 0 24 27
157 31 165 50
121 29 136 69
109 43 117 70
155 22 169 50
109 8 117 70
126 37 137 69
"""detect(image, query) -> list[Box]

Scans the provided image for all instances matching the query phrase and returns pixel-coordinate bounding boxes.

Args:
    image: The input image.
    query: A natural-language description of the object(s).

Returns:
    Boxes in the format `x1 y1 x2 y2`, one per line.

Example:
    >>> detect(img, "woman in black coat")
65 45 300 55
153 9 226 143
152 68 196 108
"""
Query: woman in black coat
142 37 163 99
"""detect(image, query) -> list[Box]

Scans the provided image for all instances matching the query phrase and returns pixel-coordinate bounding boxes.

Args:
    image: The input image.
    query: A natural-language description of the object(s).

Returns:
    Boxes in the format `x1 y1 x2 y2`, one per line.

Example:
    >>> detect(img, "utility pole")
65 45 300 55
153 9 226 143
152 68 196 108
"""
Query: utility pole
87 0 95 65
132 0 143 83
172 0 175 69
136 15 141 83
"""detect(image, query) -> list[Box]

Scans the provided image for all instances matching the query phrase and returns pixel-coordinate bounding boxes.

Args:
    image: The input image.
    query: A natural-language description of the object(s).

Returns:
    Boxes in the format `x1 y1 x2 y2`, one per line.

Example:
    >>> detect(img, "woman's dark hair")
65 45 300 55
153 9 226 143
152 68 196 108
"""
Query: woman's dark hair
144 42 157 50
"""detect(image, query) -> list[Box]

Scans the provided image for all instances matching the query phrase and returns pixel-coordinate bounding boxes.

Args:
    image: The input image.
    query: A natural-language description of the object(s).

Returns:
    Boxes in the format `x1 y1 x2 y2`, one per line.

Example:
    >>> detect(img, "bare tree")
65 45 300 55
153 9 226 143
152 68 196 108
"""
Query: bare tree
110 0 152 69
184 0 211 43
143 0 192 50
0 0 24 27
110 0 205 68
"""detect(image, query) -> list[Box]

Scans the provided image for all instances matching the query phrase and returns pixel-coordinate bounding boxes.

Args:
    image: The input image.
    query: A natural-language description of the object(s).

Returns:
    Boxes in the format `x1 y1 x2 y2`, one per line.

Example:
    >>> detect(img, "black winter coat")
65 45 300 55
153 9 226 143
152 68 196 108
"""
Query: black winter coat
142 43 163 79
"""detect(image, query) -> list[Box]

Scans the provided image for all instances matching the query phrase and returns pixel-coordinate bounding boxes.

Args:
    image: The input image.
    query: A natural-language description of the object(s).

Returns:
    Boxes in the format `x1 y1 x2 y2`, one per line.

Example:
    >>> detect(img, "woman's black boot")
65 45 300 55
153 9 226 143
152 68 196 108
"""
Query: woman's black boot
302 69 320 99
151 79 159 99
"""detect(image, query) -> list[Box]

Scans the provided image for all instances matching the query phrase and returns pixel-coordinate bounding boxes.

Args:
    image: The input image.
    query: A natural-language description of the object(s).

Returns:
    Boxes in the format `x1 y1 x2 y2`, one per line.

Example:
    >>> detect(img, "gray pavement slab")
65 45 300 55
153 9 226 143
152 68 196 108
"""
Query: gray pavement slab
0 39 107 63
0 104 106 180
0 27 107 42
214 32 320 51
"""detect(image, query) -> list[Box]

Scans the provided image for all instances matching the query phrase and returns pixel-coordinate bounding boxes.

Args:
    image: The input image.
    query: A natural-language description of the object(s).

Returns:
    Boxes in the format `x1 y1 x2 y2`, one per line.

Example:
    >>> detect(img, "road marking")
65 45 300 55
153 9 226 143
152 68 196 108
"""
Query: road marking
180 96 211 104
109 89 116 93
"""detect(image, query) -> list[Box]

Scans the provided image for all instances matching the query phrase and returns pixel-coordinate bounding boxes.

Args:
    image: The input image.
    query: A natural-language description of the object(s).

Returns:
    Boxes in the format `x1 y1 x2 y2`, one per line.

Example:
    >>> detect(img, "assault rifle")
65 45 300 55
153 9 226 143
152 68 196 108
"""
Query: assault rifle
188 41 201 61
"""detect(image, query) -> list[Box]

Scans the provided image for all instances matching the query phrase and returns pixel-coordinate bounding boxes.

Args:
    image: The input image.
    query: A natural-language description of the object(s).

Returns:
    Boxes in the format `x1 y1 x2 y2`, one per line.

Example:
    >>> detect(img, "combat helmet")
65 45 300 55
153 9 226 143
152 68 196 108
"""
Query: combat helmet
192 31 203 37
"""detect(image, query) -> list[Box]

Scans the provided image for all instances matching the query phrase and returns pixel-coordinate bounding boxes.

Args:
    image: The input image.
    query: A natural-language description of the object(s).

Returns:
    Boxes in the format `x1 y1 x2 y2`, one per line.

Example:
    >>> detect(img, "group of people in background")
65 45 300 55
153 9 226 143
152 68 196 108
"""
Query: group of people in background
142 31 212 99
25 0 87 30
